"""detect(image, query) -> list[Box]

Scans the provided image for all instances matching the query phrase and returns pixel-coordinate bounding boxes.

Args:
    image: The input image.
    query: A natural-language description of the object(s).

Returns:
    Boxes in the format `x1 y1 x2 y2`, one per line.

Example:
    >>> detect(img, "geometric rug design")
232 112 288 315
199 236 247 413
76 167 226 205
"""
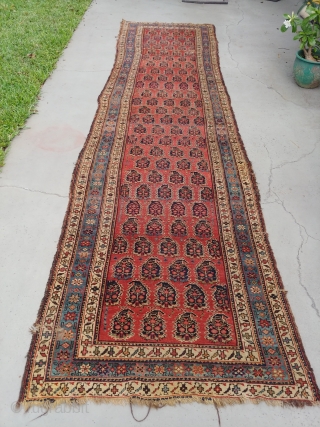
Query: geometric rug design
18 21 319 409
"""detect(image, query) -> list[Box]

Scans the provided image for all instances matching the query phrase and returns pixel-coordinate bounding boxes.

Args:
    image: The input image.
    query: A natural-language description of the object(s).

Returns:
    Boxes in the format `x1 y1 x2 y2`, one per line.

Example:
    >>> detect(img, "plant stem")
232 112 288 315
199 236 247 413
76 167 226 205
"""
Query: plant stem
304 46 316 61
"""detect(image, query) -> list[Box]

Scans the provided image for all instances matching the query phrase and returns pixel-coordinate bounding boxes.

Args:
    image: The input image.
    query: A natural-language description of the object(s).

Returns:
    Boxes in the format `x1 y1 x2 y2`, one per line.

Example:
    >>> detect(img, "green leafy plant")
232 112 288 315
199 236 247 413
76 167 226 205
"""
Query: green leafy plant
281 2 320 62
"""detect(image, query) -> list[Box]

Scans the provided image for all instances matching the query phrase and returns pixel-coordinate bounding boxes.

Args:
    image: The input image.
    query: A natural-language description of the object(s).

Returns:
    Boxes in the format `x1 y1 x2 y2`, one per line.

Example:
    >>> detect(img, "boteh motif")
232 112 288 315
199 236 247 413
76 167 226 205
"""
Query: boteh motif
192 202 207 218
130 145 143 155
156 106 167 114
188 107 199 117
206 314 232 343
160 238 178 256
109 309 134 340
148 170 162 183
152 125 164 135
127 135 137 144
134 123 146 134
147 98 158 106
191 171 205 185
170 147 183 157
143 114 154 124
114 258 133 280
185 284 206 310
130 113 140 123
156 282 178 308
148 201 163 216
179 186 192 200
196 136 206 147
126 169 141 183
164 98 174 105
171 202 185 217
140 310 166 341
159 136 172 145
177 158 190 170
178 116 189 125
208 239 222 259
120 184 130 198
185 238 203 258
169 171 184 184
174 312 198 342
141 258 161 280
196 260 217 283
169 260 189 282
213 285 230 311
190 148 203 158
146 219 162 236
197 160 208 171
19 22 320 410
136 157 150 169
122 218 138 235
195 220 211 238
126 200 140 215
105 281 122 306
189 126 200 136
171 219 187 237
137 184 150 199
178 136 190 146
134 237 152 256
150 146 163 157
139 105 150 113
127 281 149 307
156 158 170 170
112 237 128 254
141 135 154 145
201 187 213 201
158 184 171 199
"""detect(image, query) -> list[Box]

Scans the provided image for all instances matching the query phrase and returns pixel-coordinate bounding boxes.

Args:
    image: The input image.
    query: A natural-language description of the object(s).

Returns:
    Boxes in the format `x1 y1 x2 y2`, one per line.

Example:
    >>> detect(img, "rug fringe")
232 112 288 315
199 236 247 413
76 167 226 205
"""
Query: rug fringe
17 394 320 412
28 325 40 335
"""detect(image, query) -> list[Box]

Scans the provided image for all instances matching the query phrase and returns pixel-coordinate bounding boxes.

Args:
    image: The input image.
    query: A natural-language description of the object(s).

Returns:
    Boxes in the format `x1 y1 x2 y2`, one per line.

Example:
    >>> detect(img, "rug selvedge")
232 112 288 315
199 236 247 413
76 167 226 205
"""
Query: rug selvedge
18 20 320 409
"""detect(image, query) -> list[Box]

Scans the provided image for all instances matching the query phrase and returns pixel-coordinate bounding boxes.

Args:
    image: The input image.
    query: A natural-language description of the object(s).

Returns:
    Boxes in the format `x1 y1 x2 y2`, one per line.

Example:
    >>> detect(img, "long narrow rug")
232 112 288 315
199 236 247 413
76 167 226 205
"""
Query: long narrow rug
18 20 319 409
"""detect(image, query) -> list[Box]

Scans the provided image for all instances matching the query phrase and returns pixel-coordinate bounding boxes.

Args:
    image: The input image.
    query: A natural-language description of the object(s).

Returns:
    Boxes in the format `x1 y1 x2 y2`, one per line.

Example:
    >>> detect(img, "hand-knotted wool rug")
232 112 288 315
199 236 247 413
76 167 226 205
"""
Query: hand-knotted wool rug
18 20 320 410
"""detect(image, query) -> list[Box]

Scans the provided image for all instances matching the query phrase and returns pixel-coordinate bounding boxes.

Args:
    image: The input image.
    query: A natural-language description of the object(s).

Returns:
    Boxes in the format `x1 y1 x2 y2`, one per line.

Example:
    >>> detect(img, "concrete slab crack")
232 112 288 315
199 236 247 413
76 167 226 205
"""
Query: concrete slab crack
226 0 245 67
262 141 319 204
272 141 320 172
267 191 320 242
262 193 320 319
261 141 274 200
0 185 68 198
296 226 320 319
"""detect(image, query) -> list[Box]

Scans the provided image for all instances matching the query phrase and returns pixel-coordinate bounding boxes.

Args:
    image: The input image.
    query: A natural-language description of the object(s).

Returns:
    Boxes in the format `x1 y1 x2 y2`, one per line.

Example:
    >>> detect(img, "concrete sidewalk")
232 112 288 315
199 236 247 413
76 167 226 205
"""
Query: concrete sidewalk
0 0 319 426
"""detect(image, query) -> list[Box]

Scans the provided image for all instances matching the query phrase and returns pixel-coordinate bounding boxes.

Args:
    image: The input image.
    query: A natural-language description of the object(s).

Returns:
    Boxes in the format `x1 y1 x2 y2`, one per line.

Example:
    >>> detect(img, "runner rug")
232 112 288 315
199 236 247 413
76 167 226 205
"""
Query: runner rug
19 21 319 409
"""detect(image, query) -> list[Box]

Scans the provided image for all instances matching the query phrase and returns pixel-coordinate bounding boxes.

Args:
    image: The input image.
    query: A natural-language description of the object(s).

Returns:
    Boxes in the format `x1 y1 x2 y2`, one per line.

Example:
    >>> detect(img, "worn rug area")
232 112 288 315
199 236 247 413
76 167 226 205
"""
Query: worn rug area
19 21 319 409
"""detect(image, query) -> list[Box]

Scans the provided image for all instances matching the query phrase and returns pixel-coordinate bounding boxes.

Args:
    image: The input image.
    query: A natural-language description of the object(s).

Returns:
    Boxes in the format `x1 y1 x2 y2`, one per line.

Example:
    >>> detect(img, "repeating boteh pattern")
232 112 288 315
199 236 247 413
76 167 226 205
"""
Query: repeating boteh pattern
98 24 237 347
19 21 319 409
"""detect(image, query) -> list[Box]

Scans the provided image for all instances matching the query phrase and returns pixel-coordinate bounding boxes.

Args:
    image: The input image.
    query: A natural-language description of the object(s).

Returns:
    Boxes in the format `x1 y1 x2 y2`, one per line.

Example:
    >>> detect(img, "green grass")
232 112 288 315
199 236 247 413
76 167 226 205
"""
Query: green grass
0 0 92 166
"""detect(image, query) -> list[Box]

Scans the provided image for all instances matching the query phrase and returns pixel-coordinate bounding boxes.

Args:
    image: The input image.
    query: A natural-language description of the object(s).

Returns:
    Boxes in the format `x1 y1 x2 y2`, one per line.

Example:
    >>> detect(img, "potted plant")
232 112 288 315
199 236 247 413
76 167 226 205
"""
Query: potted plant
281 1 320 88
